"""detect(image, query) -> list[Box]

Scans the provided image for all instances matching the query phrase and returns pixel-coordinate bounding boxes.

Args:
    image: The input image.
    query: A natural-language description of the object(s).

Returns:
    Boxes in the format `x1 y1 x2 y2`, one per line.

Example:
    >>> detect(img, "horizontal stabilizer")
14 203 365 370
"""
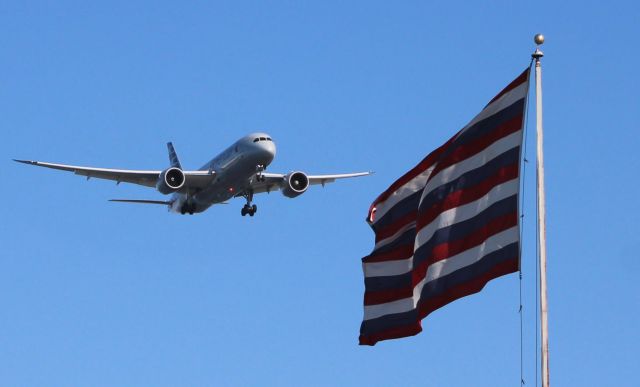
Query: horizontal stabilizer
109 199 172 205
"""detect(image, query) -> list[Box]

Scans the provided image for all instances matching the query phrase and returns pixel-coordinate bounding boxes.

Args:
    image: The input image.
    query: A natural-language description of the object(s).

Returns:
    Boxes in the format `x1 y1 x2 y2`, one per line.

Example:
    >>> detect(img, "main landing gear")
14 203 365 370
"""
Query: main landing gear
241 190 257 217
180 200 196 215
241 203 257 217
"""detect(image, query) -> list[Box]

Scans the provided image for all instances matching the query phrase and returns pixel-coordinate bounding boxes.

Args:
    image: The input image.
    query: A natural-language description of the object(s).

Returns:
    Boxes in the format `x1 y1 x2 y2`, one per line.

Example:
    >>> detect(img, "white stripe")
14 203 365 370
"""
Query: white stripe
363 257 413 278
363 297 416 321
363 227 519 320
458 82 528 137
364 179 519 278
420 130 522 201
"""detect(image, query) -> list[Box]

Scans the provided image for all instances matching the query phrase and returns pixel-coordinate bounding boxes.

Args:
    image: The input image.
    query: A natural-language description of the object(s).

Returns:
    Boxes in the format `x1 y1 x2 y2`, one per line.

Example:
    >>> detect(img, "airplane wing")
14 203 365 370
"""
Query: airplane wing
13 160 216 189
250 171 372 194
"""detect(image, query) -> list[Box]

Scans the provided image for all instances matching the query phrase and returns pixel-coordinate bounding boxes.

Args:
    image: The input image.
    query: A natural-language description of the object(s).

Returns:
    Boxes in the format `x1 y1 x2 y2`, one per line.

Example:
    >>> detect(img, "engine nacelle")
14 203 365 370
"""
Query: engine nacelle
282 171 309 198
156 167 185 194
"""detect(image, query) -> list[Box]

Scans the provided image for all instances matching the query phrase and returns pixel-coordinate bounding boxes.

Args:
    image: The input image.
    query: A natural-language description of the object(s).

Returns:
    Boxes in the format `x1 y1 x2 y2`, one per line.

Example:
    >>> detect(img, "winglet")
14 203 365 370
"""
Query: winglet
167 142 182 169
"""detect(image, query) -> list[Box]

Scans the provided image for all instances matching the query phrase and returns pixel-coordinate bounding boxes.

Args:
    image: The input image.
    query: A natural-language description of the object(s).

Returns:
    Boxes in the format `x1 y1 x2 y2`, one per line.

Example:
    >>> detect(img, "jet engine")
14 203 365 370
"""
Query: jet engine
156 167 185 194
282 171 309 198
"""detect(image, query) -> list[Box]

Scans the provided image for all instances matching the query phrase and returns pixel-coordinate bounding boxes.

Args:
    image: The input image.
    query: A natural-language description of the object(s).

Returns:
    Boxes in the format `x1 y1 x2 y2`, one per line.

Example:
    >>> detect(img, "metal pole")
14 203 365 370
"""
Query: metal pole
532 33 549 387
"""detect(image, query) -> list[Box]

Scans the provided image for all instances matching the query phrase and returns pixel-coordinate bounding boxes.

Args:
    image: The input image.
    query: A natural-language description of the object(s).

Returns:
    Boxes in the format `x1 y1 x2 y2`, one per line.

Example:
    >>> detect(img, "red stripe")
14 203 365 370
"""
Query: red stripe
363 212 517 306
486 69 530 106
429 114 523 179
418 257 518 319
362 243 414 264
359 321 422 346
425 212 517 266
374 211 417 243
417 164 519 230
364 286 413 306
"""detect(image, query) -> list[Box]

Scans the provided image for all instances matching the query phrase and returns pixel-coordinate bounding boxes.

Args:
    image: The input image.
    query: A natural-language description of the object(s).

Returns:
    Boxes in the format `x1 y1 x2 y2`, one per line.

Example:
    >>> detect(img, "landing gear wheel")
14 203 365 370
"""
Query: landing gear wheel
182 203 195 215
241 203 257 217
241 190 257 217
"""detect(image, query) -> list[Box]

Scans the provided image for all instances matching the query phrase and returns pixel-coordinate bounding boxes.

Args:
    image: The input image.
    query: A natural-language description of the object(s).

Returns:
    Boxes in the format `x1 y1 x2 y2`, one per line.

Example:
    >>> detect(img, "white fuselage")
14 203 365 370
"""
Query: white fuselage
169 132 276 213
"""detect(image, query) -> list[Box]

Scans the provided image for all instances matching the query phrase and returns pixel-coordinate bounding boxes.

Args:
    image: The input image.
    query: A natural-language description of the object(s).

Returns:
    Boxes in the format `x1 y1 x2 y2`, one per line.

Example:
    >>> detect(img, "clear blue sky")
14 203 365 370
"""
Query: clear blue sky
2 1 638 386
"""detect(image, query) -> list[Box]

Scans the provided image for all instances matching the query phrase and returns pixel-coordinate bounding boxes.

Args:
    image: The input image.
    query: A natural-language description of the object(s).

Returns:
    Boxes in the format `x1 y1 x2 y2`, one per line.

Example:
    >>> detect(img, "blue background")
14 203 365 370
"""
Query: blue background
2 1 638 386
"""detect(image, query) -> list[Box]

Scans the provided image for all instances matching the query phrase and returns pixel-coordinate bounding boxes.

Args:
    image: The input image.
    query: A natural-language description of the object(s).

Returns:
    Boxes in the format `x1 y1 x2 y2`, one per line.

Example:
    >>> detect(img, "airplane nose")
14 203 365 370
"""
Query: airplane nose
262 141 276 163
254 140 276 164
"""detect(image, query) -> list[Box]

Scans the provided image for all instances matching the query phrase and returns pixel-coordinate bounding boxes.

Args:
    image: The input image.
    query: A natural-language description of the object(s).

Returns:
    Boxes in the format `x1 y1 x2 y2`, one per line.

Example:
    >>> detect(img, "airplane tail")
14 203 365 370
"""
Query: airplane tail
167 142 182 169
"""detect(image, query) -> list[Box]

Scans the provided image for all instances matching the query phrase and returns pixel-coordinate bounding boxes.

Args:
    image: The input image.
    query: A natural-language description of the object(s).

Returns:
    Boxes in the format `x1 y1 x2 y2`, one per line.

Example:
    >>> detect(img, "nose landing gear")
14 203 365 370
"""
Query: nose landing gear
256 164 266 182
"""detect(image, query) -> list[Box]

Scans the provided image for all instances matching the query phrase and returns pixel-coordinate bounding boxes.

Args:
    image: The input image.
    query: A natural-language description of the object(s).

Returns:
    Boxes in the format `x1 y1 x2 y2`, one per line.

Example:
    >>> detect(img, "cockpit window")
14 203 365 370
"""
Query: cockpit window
253 137 272 143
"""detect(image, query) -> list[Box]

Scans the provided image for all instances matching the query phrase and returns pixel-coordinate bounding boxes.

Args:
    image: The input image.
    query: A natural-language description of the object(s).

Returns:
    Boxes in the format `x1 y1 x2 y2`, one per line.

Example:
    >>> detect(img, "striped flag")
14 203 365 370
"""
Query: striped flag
360 69 530 345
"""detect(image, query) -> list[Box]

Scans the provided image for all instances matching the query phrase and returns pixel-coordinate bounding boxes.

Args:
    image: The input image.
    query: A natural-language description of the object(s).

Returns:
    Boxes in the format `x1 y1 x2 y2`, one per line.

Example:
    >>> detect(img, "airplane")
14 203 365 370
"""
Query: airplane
14 132 371 216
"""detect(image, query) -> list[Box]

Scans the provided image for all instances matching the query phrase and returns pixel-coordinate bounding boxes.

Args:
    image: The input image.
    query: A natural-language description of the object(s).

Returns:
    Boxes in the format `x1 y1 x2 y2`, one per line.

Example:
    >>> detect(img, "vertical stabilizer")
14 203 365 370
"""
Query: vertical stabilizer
167 142 182 169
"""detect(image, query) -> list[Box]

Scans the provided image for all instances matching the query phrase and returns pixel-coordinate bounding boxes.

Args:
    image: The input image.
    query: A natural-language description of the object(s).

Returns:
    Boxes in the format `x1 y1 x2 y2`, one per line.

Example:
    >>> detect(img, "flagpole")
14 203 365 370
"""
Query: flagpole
532 33 550 387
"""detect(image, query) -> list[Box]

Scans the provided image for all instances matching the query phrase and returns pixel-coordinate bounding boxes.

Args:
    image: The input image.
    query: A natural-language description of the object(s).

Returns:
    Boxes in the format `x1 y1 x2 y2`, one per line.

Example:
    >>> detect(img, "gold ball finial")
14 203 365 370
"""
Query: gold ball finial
534 34 545 45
